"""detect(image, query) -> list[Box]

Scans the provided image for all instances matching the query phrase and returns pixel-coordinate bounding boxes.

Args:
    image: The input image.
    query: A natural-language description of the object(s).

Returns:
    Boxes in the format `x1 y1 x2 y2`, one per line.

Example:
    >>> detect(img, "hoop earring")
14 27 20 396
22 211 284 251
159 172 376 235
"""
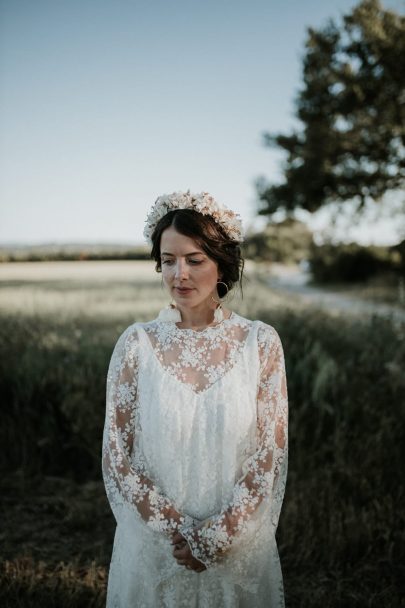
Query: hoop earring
211 281 229 304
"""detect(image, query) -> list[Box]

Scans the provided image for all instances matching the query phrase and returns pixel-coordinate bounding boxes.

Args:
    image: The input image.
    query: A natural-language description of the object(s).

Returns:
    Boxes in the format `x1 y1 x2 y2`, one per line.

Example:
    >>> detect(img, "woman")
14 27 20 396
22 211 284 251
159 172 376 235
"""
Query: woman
102 191 288 607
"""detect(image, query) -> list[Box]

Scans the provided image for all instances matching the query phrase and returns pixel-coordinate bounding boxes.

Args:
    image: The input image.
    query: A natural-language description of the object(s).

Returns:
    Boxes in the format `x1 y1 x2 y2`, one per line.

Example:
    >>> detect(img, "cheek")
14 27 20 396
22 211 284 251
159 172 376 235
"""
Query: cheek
161 266 172 283
201 266 219 287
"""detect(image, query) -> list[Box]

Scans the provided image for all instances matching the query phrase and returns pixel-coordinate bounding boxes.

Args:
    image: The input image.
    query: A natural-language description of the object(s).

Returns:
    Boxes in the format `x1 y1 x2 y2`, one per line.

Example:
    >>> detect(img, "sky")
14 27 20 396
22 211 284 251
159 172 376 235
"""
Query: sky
1 0 404 247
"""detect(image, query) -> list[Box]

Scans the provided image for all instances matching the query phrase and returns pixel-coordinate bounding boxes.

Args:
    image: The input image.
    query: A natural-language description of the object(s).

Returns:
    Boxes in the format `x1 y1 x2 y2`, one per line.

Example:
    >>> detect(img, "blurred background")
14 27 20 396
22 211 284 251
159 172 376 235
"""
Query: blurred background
0 1 404 606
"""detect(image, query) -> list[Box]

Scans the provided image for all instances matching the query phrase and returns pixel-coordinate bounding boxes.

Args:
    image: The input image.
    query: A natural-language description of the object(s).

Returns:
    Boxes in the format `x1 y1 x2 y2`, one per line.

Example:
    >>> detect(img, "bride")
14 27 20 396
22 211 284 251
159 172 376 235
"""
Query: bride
102 191 289 607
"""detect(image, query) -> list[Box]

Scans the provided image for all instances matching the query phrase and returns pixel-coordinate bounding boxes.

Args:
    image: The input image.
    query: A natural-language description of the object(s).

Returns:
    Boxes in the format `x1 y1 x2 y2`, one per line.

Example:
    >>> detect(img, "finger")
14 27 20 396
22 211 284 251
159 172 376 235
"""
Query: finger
170 533 183 545
189 563 205 573
177 557 199 568
172 544 186 553
172 532 186 544
173 546 190 559
191 558 206 571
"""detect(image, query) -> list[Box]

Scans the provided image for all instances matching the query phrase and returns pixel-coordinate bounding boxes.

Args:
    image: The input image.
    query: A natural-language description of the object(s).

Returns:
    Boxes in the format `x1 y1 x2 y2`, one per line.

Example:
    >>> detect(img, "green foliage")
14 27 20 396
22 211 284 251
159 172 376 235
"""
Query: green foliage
0 316 114 480
309 241 402 282
257 0 405 216
392 238 405 274
243 218 313 263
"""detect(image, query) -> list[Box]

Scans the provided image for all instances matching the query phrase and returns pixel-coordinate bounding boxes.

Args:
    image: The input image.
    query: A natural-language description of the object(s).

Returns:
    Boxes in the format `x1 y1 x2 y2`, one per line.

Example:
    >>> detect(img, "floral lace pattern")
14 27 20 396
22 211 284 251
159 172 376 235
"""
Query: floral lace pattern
102 312 288 606
143 313 251 393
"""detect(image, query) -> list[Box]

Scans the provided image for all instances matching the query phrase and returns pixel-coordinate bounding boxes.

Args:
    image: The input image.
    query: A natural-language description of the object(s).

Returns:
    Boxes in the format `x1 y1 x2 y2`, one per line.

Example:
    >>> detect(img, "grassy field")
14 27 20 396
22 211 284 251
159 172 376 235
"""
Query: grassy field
1 260 404 607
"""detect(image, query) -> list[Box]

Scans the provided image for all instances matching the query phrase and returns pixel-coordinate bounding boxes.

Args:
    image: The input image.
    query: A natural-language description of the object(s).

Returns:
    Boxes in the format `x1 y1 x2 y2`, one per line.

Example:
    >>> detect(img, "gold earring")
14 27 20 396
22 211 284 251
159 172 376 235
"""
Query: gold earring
211 281 229 304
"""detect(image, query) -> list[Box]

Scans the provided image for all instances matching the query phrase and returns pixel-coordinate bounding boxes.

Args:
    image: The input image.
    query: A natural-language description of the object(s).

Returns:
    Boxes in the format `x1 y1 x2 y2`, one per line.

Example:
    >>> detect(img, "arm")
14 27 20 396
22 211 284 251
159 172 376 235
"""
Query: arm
179 324 288 567
102 325 195 537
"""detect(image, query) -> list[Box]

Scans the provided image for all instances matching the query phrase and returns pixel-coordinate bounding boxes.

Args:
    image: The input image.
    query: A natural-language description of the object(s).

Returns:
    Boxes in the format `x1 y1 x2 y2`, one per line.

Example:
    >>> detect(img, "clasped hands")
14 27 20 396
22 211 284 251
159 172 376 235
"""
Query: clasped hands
171 532 207 573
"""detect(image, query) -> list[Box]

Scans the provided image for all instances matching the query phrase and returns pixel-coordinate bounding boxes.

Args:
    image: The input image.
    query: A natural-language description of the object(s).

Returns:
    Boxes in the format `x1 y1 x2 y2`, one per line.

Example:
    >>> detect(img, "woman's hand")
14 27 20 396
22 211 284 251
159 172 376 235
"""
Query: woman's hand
171 532 207 573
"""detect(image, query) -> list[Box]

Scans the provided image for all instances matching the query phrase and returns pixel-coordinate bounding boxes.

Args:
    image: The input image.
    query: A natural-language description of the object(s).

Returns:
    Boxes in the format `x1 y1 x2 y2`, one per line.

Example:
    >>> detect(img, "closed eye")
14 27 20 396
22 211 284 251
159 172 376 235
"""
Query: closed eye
161 258 203 265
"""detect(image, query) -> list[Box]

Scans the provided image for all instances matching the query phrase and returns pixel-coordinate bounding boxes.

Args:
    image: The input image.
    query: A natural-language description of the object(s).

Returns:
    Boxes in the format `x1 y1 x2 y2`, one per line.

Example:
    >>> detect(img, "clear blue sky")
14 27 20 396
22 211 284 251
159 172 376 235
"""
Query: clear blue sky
1 0 403 246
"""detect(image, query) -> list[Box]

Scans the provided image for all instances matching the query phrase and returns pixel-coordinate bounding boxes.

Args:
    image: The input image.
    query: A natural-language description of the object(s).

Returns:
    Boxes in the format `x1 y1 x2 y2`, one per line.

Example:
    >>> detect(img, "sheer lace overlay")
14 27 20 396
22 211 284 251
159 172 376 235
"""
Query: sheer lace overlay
178 320 288 566
102 312 288 607
102 326 196 536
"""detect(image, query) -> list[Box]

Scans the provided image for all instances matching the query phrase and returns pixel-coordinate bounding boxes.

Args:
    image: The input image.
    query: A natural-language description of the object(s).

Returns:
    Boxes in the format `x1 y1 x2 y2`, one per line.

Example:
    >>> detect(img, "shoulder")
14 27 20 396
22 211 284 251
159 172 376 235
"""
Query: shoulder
231 313 283 357
234 313 281 345
111 321 145 357
251 321 285 376
256 320 282 350
228 311 255 333
243 316 284 363
257 326 287 387
112 318 166 353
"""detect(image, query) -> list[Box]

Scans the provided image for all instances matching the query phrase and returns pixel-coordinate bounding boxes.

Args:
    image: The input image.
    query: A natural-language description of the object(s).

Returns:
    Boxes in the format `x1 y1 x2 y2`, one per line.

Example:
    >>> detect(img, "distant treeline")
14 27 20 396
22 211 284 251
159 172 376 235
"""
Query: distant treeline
243 219 405 282
2 233 405 285
0 244 151 263
309 241 405 282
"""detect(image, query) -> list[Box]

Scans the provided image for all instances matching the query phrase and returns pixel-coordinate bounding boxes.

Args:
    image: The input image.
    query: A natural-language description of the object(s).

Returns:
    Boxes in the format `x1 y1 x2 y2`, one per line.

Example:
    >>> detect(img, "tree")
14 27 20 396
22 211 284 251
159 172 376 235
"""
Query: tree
243 218 313 263
257 0 405 218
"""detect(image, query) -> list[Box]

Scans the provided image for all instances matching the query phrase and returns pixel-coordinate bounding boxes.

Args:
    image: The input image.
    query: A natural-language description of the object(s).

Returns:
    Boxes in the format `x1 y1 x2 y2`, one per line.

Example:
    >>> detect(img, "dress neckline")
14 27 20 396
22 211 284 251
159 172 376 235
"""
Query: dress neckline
173 311 235 334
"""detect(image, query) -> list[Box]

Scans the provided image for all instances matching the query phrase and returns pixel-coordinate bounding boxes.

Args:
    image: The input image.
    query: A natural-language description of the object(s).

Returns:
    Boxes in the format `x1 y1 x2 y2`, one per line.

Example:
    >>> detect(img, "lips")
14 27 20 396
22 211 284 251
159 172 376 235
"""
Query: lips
175 287 194 294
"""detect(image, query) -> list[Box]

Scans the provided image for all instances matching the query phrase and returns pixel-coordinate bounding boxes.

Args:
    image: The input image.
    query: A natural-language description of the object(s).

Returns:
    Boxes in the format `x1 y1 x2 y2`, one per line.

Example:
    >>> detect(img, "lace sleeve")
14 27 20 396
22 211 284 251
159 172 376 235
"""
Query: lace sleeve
180 324 288 567
102 325 195 537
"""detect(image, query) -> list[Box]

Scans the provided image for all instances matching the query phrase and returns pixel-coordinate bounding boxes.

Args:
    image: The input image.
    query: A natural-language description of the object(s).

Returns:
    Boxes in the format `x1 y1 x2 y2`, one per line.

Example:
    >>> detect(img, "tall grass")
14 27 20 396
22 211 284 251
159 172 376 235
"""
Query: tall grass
1 261 404 607
267 310 405 607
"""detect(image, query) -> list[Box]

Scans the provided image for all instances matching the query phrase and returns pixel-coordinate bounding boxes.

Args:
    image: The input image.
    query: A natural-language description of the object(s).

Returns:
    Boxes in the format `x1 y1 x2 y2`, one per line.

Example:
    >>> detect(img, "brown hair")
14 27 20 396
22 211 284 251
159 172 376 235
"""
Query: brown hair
150 209 244 298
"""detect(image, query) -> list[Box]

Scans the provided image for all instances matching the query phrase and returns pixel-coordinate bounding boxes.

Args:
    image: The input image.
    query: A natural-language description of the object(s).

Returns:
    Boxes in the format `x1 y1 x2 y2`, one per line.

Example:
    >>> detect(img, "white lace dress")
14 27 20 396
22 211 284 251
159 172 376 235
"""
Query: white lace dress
102 311 288 608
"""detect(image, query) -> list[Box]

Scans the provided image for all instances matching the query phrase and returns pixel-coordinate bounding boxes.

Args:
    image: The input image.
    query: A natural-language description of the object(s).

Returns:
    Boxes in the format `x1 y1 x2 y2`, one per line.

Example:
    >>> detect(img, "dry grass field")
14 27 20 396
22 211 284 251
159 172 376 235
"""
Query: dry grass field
0 259 303 321
1 260 404 607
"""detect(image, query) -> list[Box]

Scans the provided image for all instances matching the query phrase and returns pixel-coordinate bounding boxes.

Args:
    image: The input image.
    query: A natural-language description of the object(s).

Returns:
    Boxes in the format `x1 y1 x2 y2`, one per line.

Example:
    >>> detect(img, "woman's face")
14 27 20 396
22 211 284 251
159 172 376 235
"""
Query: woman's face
160 226 220 311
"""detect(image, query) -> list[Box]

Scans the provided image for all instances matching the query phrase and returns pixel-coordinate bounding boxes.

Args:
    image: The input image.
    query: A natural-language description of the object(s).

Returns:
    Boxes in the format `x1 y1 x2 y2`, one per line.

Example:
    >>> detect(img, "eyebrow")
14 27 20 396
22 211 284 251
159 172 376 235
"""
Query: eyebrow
161 251 205 257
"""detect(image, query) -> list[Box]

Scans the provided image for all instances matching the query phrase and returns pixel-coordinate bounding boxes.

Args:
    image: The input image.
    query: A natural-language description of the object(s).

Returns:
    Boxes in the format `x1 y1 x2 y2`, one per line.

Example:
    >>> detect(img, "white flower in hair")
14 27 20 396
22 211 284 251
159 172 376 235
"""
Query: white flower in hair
143 190 244 243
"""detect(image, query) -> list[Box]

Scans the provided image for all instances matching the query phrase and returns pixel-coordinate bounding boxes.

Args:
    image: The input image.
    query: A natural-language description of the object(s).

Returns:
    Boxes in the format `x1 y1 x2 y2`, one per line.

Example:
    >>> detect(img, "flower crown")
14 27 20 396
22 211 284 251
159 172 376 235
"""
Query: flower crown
143 190 244 243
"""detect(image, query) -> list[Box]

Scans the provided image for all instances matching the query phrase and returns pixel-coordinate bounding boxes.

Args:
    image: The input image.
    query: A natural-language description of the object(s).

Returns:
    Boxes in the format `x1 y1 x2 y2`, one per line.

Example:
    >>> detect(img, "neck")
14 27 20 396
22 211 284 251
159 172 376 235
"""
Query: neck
176 304 229 329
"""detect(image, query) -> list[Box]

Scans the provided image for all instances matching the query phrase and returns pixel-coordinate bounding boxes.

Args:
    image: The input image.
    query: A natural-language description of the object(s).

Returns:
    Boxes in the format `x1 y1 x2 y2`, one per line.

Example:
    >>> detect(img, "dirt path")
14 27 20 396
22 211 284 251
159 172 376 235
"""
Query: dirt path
257 263 405 325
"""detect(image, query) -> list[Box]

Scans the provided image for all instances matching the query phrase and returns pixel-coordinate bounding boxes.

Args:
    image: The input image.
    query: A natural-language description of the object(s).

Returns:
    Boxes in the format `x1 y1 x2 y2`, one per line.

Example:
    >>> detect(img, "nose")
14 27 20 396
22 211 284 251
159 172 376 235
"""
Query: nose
174 260 189 280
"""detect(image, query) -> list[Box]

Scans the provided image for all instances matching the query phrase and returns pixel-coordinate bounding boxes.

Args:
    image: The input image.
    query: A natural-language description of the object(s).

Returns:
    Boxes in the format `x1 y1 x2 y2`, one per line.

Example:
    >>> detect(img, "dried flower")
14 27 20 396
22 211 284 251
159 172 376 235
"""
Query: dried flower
143 190 244 243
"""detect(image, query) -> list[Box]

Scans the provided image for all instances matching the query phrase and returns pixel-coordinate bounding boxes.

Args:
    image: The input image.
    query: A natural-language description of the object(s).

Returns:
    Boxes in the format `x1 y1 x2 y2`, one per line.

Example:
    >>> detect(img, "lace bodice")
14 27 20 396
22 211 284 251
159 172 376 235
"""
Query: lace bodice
144 312 250 393
102 311 288 573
